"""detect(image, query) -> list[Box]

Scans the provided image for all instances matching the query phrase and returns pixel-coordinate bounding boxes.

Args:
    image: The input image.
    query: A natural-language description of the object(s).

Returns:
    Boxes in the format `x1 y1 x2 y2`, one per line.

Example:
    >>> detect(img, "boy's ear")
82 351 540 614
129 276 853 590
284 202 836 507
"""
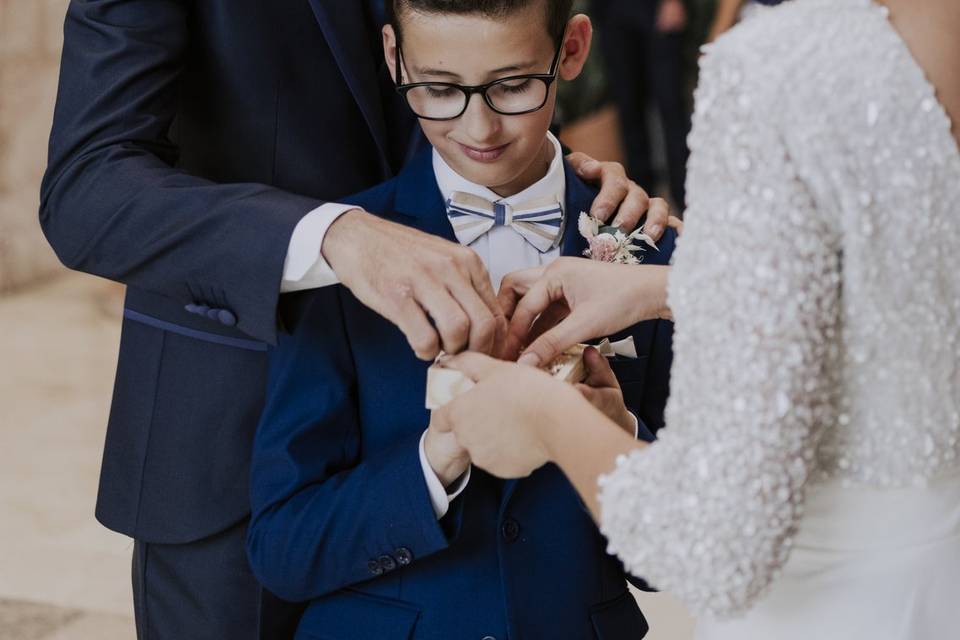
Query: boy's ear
558 14 592 82
383 24 399 84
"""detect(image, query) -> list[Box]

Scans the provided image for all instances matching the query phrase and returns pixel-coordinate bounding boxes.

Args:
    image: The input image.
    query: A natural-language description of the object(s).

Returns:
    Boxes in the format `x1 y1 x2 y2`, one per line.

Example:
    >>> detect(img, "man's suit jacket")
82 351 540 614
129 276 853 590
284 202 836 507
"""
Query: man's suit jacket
247 147 676 640
39 0 417 543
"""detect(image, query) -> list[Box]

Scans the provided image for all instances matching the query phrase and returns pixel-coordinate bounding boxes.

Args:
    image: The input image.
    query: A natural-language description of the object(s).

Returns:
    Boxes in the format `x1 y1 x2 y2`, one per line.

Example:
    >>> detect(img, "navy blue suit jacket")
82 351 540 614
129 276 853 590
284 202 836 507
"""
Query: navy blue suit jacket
39 0 419 543
247 148 676 640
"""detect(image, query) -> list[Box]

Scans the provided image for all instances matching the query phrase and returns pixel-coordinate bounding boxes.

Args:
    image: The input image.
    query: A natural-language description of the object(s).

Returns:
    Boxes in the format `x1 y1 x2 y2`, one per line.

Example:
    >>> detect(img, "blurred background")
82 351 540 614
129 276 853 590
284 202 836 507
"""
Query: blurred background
0 0 756 637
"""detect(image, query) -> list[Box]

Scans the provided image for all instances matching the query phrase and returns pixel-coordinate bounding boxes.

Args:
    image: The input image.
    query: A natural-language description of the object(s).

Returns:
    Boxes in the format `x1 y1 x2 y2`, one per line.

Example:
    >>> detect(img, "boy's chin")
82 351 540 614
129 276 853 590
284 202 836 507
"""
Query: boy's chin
450 160 526 194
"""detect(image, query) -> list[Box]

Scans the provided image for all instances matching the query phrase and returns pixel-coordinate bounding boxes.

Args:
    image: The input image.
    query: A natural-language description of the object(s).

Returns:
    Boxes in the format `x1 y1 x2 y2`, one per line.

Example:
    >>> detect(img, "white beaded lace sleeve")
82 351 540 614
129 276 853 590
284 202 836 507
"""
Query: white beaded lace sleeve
597 42 843 617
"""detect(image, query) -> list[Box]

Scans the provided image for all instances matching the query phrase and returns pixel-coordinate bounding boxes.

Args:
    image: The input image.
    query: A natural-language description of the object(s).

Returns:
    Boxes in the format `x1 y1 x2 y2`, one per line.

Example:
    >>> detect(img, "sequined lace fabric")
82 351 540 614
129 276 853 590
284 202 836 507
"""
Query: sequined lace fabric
598 0 960 618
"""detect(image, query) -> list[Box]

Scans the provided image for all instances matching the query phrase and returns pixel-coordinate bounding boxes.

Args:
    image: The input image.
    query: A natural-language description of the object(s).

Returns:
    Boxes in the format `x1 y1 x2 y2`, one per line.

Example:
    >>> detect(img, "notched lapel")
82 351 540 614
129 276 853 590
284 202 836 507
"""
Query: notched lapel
561 162 594 258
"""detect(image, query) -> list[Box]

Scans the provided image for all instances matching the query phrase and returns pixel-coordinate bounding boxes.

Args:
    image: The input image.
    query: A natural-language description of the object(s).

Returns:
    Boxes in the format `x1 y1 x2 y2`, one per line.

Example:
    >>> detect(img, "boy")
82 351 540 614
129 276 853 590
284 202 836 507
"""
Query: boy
247 1 676 638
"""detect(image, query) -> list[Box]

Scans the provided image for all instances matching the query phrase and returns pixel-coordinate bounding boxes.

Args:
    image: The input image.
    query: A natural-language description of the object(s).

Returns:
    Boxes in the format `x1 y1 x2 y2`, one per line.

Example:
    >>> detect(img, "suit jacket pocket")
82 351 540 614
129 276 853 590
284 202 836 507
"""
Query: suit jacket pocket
590 591 649 640
608 355 648 386
297 590 421 640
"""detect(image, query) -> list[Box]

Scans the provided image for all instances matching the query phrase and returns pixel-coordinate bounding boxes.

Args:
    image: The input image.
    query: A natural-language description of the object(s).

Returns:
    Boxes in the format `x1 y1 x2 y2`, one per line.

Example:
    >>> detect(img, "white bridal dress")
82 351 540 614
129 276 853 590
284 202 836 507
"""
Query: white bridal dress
597 1 960 638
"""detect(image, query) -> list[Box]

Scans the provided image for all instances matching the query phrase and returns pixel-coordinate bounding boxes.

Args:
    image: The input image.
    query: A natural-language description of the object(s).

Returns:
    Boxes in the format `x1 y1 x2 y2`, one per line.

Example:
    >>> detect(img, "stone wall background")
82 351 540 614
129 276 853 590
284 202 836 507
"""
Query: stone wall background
0 0 70 294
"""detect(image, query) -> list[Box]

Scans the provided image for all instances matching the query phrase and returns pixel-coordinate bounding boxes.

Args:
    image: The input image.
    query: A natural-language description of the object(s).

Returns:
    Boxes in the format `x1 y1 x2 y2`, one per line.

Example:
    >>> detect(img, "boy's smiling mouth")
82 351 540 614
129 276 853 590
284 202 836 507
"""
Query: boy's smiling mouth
457 141 511 163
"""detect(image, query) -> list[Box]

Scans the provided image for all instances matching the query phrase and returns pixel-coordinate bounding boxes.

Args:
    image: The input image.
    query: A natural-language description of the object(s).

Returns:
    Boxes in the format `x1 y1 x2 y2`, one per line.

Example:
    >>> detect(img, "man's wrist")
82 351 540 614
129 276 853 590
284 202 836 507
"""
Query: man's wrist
319 207 366 274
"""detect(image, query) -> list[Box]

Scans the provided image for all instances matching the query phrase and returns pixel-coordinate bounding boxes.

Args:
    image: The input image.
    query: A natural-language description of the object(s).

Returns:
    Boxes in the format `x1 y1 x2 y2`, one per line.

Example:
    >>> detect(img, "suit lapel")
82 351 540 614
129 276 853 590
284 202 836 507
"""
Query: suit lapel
306 0 392 176
560 160 594 258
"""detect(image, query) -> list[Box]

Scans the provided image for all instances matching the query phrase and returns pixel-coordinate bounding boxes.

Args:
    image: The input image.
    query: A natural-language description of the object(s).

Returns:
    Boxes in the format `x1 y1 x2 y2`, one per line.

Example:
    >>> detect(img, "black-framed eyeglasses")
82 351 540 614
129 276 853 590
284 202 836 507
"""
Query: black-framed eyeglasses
394 38 564 121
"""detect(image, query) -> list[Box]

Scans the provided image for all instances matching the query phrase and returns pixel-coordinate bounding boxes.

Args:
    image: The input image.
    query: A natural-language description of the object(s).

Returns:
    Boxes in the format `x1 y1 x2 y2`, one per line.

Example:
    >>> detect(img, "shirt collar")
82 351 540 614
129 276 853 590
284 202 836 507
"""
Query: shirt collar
433 132 565 209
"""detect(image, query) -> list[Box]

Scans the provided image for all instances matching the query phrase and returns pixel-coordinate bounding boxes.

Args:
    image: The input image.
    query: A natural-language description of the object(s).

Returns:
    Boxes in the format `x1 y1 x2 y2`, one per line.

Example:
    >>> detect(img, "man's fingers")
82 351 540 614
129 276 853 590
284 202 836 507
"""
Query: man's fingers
590 167 630 223
447 277 499 355
581 346 619 389
416 281 471 355
610 181 650 232
390 291 441 360
465 254 504 326
667 214 684 236
642 197 671 241
566 151 602 179
442 351 504 382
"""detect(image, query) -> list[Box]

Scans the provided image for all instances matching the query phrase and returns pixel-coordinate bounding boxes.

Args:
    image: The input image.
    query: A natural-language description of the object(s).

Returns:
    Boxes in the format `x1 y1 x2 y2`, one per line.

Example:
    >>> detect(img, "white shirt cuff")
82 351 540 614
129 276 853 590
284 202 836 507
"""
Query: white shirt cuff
280 202 359 292
418 430 471 519
627 410 640 439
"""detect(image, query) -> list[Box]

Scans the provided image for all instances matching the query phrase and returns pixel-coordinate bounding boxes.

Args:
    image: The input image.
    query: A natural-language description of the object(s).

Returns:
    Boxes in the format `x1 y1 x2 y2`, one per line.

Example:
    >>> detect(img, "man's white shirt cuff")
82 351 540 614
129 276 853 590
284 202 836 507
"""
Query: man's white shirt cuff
280 202 357 292
418 430 471 519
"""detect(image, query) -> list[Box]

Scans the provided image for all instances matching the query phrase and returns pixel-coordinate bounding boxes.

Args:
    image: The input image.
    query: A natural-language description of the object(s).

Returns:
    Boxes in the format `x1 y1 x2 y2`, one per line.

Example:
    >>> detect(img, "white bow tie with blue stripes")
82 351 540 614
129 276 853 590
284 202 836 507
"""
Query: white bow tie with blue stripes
445 191 564 253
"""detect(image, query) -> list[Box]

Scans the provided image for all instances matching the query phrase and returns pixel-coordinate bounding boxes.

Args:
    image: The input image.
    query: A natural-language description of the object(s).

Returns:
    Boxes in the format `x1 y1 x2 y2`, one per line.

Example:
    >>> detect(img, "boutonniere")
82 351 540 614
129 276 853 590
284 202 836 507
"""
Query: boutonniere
578 212 658 264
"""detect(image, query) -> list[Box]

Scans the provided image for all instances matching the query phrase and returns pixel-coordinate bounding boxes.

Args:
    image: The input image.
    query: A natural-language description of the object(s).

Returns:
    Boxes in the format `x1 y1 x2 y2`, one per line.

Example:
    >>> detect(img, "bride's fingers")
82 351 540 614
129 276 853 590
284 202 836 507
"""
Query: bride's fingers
497 266 545 320
506 277 565 355
441 351 504 382
519 311 594 368
525 300 571 344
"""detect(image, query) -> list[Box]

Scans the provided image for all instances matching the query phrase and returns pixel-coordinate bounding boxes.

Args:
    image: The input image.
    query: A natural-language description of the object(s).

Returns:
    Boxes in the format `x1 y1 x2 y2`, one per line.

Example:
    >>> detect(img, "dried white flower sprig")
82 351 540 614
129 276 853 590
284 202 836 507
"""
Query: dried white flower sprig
578 212 658 264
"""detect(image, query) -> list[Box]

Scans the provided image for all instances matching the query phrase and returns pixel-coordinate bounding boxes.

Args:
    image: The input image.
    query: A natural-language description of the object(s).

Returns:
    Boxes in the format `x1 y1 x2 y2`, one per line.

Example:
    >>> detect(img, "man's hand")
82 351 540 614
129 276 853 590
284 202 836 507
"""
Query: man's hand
424 413 471 487
322 209 506 360
576 347 635 435
565 152 672 241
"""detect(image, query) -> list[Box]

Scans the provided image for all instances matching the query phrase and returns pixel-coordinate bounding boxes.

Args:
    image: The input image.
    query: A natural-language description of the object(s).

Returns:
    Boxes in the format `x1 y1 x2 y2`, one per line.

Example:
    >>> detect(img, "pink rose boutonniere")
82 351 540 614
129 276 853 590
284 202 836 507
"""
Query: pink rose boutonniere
578 212 658 264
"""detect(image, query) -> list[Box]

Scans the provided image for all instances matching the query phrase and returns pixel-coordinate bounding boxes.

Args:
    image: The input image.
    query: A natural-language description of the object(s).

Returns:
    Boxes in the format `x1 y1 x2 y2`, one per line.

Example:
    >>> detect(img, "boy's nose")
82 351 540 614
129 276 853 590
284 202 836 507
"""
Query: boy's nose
460 93 501 144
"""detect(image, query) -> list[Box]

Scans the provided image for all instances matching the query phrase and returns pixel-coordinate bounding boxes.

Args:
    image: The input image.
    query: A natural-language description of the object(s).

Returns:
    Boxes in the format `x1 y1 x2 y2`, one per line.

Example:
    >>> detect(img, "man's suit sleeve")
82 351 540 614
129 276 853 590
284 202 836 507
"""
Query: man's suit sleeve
39 0 323 344
246 287 454 603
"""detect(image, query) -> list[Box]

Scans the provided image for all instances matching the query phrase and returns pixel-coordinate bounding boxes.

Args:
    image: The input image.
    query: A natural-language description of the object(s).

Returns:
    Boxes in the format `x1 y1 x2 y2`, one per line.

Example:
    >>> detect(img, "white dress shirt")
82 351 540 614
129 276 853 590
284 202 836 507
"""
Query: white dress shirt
277 132 634 519
433 133 566 292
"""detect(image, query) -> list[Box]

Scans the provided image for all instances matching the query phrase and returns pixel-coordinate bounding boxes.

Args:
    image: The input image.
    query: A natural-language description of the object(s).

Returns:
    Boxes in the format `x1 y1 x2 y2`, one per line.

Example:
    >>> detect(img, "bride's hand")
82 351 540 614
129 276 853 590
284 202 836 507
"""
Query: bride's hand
497 259 672 367
431 353 593 478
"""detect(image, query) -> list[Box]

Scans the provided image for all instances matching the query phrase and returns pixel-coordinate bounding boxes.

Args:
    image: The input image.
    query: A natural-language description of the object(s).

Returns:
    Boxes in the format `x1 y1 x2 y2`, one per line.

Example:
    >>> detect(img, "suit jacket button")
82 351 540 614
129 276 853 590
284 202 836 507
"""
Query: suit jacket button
217 309 237 326
394 547 413 566
501 518 520 543
184 304 200 314
206 308 221 320
378 554 396 572
367 560 383 576
482 636 497 640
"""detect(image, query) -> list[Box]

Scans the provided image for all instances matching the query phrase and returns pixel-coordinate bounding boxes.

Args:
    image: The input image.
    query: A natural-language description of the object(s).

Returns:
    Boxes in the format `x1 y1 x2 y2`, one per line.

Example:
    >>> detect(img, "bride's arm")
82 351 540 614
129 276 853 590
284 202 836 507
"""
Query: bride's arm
595 41 842 617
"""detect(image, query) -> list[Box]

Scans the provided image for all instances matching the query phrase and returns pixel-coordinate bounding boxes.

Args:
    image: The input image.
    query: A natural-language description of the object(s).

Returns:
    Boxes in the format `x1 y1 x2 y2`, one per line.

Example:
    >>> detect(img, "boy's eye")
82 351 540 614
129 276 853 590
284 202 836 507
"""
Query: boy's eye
496 79 533 95
425 85 459 99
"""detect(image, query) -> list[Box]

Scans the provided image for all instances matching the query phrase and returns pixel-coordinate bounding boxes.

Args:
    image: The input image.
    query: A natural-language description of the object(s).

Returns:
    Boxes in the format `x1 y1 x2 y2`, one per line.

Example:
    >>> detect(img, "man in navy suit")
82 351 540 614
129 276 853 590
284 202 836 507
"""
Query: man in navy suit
246 3 675 638
39 0 669 638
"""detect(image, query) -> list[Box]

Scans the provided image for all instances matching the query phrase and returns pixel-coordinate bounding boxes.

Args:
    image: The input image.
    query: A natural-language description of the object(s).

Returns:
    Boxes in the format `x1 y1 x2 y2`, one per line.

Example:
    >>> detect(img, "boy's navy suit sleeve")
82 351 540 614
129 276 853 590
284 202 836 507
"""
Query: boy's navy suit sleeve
246 286 453 603
39 0 322 344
